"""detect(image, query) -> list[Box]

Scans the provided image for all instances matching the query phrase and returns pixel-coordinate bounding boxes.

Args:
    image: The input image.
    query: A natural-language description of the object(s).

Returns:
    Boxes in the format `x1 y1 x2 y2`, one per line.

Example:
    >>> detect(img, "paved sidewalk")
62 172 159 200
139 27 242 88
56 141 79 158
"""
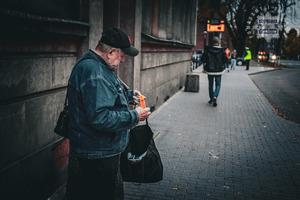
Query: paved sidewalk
124 64 300 199
48 63 300 200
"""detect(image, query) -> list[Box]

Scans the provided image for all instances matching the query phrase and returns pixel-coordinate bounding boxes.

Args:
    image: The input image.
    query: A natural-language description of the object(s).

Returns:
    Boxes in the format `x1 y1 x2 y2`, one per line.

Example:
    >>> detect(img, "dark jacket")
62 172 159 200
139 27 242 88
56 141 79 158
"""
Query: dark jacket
68 49 139 159
201 46 228 75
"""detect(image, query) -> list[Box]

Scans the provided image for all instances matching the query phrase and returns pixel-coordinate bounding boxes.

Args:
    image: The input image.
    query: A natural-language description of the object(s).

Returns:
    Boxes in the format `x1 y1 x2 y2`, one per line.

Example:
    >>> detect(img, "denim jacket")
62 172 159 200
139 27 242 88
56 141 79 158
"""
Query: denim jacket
68 49 139 159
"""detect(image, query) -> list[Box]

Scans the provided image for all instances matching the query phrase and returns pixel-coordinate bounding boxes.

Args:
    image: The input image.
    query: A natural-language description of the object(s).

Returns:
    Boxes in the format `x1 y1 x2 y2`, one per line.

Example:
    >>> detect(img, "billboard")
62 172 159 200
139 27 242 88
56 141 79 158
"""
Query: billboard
206 19 225 32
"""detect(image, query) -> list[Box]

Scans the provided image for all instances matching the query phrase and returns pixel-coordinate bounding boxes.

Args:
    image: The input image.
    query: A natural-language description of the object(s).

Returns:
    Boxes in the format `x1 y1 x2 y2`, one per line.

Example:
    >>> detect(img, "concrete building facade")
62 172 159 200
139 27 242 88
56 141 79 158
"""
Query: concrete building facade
0 0 197 199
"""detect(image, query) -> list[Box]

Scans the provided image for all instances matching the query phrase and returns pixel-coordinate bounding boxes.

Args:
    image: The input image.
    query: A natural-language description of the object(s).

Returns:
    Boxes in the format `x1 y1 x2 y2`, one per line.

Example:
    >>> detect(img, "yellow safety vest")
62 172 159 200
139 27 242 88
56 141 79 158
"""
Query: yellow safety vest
244 50 252 60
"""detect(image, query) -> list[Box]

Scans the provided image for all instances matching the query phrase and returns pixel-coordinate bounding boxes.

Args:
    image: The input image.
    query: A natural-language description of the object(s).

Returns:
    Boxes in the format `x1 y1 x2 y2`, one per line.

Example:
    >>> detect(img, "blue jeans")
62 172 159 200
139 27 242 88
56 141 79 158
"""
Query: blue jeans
208 75 222 100
231 59 236 70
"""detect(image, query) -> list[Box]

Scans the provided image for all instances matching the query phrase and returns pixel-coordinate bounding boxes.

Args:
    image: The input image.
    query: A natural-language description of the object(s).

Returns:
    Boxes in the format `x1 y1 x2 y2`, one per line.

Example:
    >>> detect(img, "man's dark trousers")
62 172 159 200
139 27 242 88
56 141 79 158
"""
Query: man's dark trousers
66 153 124 200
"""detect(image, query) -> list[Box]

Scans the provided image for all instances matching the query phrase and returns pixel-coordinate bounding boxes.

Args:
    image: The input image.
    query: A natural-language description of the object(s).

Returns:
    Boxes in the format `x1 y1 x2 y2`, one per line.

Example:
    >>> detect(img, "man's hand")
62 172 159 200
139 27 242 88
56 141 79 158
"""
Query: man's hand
133 90 146 104
135 106 151 121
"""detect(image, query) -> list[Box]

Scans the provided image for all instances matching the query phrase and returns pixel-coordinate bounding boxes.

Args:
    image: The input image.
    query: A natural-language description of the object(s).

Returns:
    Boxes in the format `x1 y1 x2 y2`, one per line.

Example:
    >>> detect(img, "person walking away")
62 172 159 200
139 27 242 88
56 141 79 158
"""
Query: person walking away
201 36 228 107
244 47 252 70
66 27 151 200
231 49 237 70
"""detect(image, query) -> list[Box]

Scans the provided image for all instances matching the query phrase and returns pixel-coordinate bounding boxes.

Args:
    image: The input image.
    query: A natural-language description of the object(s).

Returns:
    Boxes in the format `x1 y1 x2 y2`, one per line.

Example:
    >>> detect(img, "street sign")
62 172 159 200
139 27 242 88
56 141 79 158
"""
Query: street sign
206 19 225 32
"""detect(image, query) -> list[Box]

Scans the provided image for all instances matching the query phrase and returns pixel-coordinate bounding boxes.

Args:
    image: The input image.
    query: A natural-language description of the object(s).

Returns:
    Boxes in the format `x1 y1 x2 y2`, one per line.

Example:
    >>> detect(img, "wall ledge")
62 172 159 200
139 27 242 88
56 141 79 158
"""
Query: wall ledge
142 32 194 47
0 8 90 37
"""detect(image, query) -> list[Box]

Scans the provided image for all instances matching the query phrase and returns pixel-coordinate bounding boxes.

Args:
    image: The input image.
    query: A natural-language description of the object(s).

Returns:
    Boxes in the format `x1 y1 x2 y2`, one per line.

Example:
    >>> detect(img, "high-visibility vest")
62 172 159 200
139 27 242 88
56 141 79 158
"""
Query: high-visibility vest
244 50 252 60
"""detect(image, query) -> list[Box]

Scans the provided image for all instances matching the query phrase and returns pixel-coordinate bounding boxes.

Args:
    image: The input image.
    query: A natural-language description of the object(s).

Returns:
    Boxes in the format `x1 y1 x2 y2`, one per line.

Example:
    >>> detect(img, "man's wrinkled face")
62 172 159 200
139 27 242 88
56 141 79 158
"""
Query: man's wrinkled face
107 49 125 69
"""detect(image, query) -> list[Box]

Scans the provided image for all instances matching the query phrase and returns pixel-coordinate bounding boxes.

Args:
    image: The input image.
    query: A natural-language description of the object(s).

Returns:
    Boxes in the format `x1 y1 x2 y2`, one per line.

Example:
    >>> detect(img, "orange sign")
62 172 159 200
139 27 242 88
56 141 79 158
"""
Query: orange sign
206 19 225 32
139 95 146 108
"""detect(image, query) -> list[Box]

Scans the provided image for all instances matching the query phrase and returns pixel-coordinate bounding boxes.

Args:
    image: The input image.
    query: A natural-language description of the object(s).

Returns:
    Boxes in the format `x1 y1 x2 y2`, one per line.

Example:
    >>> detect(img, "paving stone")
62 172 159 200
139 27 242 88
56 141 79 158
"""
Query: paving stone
49 64 300 200
125 64 300 199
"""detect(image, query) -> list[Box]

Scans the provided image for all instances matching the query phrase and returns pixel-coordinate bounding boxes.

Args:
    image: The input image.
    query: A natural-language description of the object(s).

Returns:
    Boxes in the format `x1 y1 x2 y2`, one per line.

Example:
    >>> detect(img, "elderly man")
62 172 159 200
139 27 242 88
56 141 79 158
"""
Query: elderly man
66 27 151 200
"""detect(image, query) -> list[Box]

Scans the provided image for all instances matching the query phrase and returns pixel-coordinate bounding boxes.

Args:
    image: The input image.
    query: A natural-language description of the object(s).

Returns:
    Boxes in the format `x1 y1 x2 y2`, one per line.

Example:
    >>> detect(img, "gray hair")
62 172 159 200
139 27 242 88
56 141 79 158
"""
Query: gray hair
97 42 121 53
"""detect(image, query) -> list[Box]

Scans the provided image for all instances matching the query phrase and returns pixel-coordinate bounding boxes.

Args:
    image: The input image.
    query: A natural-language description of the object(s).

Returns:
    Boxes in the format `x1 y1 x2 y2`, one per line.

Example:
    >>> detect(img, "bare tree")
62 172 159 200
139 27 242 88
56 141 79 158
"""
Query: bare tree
217 0 271 56
276 0 296 55
197 0 297 56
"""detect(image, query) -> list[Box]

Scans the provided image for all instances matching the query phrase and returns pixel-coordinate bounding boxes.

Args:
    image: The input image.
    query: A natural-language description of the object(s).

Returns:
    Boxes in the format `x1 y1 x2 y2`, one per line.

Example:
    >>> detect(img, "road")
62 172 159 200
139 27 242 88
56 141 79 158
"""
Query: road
280 60 300 69
250 60 300 124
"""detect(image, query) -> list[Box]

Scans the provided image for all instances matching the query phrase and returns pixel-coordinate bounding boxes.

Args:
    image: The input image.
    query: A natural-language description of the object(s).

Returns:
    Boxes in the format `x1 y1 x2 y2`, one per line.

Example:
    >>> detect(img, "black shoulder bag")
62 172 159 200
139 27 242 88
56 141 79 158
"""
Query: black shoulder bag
120 119 163 183
54 89 69 138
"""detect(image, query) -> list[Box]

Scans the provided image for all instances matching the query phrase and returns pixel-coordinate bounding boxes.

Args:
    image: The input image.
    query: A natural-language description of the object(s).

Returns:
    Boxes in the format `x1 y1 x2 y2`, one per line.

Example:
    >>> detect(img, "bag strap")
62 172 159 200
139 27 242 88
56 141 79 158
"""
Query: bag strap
64 88 68 107
64 53 97 108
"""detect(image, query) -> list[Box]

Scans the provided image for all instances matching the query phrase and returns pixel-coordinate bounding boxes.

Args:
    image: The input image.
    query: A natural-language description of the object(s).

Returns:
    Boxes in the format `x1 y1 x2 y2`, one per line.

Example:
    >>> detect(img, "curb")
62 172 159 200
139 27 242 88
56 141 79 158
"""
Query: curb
248 67 281 75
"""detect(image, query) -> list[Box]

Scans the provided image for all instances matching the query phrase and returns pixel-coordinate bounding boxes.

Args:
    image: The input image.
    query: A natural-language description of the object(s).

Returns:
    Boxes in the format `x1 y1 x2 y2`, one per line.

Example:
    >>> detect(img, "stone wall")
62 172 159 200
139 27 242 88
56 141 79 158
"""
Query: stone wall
139 0 197 111
0 0 198 199
140 46 191 110
0 0 101 199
